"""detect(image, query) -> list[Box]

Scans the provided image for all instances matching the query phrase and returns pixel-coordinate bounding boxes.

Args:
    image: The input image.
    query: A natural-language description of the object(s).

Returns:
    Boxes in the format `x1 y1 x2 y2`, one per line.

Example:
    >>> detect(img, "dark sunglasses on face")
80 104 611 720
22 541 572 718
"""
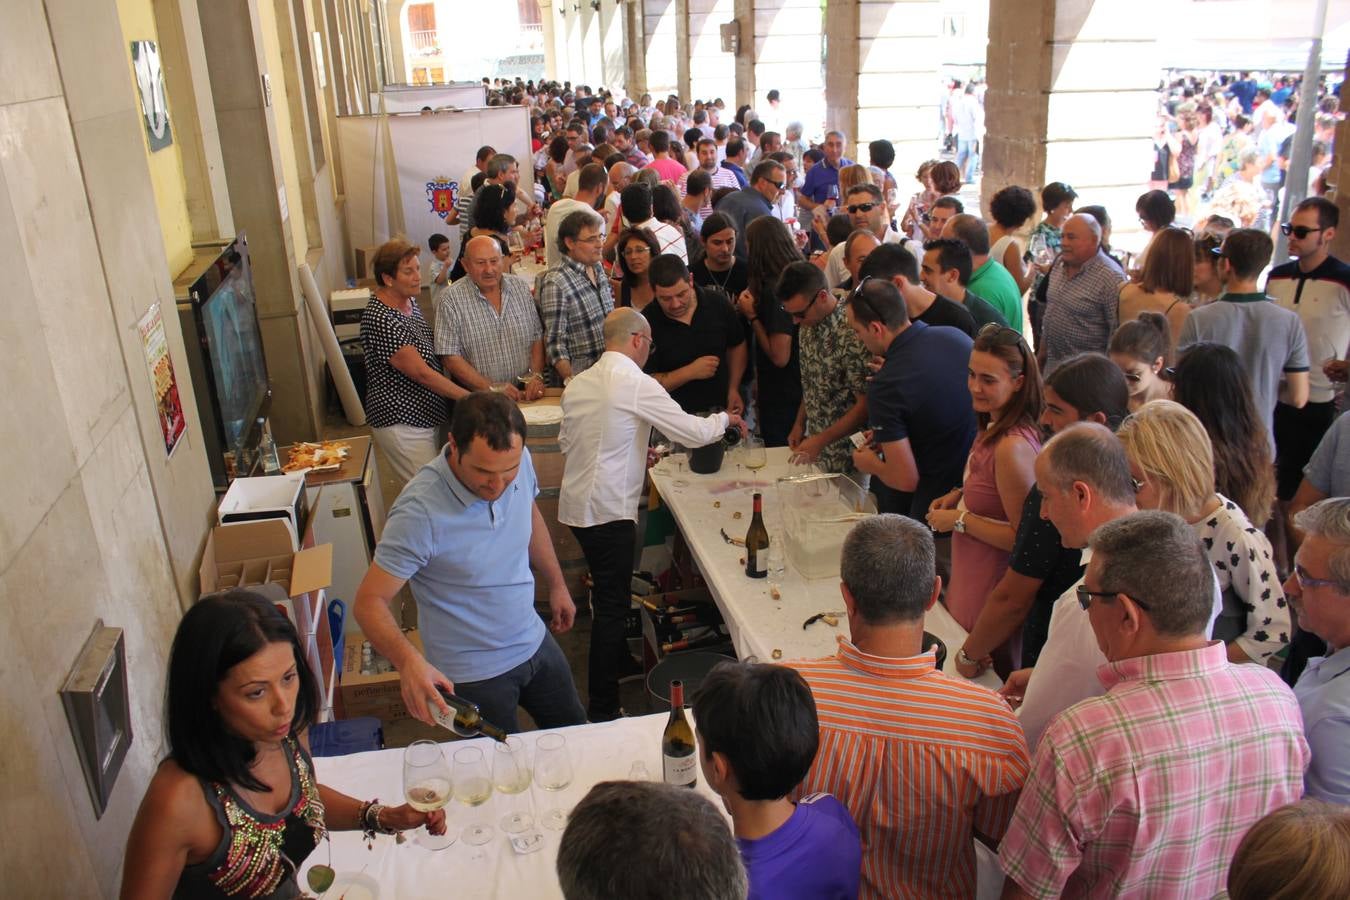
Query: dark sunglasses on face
1281 223 1325 239
847 201 880 214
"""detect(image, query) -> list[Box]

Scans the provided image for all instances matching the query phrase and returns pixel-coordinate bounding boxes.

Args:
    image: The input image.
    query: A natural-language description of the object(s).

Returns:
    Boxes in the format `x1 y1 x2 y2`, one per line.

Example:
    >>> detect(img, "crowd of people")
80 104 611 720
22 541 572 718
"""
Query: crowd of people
119 73 1350 899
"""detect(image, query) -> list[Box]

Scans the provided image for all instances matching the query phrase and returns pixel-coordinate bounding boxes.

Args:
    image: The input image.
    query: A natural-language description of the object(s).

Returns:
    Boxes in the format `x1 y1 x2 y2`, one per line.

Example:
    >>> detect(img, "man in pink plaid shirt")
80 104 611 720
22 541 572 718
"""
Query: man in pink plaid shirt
999 511 1309 899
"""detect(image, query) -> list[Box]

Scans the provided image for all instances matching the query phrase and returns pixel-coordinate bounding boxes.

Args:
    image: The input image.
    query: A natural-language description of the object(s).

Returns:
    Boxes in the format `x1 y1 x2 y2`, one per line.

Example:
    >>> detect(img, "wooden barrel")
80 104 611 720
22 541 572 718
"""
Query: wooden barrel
522 396 590 606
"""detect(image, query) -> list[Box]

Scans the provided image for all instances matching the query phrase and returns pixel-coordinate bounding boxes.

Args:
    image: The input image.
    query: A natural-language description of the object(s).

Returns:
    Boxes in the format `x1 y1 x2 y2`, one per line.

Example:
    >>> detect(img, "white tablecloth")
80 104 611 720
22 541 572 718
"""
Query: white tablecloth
649 446 1000 690
302 715 713 900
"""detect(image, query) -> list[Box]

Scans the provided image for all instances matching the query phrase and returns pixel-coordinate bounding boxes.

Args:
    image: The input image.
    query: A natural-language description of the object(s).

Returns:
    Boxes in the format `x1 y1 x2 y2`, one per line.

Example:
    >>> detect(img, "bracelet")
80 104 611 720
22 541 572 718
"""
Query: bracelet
956 647 981 669
361 799 398 841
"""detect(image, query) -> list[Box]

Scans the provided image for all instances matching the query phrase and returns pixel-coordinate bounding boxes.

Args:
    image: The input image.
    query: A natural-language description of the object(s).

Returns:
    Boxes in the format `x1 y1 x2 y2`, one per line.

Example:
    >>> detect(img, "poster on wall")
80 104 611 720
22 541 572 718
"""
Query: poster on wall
131 40 173 151
138 304 187 457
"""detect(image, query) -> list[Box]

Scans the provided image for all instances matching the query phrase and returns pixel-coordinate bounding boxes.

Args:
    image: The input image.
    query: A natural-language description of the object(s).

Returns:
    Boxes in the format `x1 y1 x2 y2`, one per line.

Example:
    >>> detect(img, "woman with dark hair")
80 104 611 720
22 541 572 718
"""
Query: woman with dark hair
738 216 804 446
121 591 444 897
1191 231 1226 303
735 103 752 127
955 352 1130 677
1026 182 1078 344
1132 189 1177 275
651 184 700 266
866 138 900 221
1171 341 1276 527
928 160 962 198
928 324 1044 674
899 158 940 241
989 185 1038 293
544 134 570 201
1109 311 1173 411
613 226 660 311
449 183 517 281
1116 225 1193 352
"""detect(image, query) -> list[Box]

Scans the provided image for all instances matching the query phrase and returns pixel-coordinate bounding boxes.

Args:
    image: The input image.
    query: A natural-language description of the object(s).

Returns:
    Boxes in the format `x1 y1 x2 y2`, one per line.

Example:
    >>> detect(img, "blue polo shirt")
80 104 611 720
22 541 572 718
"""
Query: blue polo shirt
373 445 546 683
800 157 855 203
868 320 976 514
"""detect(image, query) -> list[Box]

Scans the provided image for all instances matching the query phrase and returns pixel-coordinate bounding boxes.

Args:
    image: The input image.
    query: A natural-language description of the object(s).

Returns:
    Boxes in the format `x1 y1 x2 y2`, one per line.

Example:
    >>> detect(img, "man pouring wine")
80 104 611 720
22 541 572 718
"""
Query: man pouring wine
354 391 588 734
559 307 747 721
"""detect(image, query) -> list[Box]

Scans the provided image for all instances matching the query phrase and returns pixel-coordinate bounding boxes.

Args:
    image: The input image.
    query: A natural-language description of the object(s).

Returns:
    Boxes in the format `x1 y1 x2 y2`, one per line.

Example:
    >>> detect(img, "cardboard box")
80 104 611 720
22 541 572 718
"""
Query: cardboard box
354 245 381 281
199 519 333 639
339 628 426 725
218 474 310 550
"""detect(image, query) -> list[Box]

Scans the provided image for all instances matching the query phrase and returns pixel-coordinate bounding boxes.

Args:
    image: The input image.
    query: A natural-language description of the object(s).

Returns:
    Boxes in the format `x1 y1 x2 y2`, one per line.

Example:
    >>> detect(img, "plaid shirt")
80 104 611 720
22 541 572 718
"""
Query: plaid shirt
788 638 1029 900
433 273 542 384
539 256 613 375
1041 249 1126 374
1000 641 1308 899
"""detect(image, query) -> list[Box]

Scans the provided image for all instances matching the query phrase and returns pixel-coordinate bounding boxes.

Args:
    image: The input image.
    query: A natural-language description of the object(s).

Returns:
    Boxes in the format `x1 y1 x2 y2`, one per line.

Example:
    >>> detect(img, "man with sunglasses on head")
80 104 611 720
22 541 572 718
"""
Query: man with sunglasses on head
1000 510 1307 900
845 277 976 518
1267 197 1350 505
1178 228 1309 450
776 261 871 477
823 183 905 289
715 159 786 263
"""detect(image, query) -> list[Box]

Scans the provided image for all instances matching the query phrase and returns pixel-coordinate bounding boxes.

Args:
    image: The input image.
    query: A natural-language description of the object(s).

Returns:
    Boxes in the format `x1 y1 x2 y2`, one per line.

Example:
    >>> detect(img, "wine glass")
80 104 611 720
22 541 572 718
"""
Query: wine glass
766 539 786 595
534 732 574 830
492 737 534 834
742 436 767 486
402 740 455 850
668 441 689 490
452 746 495 845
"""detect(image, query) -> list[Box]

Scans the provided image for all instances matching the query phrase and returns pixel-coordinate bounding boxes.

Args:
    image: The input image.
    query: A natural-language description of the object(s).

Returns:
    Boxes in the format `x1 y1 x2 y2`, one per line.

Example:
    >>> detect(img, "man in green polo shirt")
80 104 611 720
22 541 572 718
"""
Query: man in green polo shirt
944 214 1024 332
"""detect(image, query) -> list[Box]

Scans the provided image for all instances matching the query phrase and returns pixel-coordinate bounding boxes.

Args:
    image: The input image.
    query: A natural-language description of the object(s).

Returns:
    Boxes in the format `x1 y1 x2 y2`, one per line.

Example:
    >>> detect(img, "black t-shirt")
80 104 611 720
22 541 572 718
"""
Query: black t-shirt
643 287 746 414
1009 485 1085 666
691 259 754 383
915 295 977 336
753 296 802 420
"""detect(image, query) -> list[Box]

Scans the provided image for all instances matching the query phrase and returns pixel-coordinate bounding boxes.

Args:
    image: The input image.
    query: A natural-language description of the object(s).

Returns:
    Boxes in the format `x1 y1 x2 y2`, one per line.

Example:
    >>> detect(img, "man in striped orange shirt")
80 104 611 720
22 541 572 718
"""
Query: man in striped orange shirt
788 514 1030 899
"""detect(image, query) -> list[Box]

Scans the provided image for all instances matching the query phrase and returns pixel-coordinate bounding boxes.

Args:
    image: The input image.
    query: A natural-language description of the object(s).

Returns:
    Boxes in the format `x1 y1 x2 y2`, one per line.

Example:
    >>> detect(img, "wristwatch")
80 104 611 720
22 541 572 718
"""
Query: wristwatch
956 647 978 668
953 510 968 534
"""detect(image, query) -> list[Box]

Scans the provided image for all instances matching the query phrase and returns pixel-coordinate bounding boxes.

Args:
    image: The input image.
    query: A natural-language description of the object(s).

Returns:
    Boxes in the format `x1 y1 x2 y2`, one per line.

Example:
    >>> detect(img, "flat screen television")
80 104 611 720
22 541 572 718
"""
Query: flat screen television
177 233 271 489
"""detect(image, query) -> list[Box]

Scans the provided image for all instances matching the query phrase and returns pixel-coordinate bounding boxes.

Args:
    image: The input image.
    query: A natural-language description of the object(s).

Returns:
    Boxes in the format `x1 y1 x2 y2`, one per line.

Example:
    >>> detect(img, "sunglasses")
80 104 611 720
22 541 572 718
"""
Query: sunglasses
847 201 880 214
1281 223 1325 239
976 322 1023 345
765 179 785 191
1076 585 1152 611
848 276 887 323
1294 562 1343 591
786 290 823 323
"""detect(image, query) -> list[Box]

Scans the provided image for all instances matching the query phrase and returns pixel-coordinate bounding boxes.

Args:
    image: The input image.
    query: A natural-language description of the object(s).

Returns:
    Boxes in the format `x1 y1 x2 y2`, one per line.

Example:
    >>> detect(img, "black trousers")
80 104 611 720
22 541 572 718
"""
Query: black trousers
1274 400 1337 500
570 519 638 716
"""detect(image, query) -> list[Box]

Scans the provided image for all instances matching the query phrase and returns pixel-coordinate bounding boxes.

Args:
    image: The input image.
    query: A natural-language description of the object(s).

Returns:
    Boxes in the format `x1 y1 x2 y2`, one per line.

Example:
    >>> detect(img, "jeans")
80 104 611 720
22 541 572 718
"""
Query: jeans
570 519 638 715
453 633 586 733
957 138 978 182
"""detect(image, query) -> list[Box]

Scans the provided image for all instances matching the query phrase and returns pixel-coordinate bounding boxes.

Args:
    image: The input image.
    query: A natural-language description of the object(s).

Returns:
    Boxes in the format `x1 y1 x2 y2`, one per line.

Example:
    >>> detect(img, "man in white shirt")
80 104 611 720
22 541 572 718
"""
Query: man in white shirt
559 308 746 720
460 145 495 209
825 183 905 288
1003 423 1139 749
545 163 608 268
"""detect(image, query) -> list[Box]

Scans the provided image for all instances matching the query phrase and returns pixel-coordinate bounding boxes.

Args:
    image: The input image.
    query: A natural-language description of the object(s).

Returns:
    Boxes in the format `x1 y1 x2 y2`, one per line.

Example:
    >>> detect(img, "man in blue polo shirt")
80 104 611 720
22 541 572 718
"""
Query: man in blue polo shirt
354 391 587 733
798 130 853 212
846 277 976 519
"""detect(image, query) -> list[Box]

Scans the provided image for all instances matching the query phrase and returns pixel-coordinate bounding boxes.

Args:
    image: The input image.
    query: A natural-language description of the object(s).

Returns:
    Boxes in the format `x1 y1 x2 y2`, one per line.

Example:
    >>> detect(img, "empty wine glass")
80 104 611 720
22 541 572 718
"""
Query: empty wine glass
534 733 574 830
766 539 786 594
402 740 455 850
669 441 689 489
452 746 495 846
492 736 534 834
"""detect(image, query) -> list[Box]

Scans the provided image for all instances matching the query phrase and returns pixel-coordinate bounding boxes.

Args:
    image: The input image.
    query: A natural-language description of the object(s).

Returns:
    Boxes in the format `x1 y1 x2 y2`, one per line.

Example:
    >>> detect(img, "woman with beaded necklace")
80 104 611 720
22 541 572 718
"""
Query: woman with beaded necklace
121 591 444 898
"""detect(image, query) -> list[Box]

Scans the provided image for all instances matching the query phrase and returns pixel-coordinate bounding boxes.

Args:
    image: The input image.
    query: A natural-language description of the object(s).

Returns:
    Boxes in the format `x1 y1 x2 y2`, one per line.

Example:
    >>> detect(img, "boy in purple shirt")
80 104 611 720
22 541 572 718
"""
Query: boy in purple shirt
692 661 861 900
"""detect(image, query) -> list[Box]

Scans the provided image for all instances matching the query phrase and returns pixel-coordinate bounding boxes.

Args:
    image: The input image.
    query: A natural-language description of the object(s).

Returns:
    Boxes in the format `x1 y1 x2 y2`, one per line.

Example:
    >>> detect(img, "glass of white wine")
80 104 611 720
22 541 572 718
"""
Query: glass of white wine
492 736 534 834
452 746 495 846
742 436 767 489
534 732 574 830
402 740 455 851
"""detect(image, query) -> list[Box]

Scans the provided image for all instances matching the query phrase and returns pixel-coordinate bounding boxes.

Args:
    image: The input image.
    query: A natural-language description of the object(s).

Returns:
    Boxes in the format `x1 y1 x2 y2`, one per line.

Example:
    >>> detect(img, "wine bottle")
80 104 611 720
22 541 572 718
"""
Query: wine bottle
661 630 729 654
662 680 697 788
744 492 769 578
433 686 508 742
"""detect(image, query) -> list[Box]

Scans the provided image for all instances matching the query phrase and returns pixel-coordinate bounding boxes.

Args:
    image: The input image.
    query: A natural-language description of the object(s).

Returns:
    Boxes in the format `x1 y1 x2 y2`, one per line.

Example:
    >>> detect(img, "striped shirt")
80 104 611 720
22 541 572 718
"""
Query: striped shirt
539 257 614 375
1041 249 1127 374
433 273 542 384
787 637 1030 900
999 641 1309 899
678 164 741 218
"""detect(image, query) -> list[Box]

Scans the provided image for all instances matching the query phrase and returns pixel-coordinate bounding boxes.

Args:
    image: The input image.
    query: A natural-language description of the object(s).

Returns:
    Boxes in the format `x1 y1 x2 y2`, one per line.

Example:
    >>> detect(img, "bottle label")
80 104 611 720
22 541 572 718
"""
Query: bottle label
748 552 766 577
663 752 697 786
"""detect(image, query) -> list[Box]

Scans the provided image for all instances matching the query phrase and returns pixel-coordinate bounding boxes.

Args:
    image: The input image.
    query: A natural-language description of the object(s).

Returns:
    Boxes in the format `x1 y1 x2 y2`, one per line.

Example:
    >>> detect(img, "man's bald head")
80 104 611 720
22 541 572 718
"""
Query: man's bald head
603 306 649 348
943 214 991 256
1065 213 1102 241
609 162 636 191
463 235 504 290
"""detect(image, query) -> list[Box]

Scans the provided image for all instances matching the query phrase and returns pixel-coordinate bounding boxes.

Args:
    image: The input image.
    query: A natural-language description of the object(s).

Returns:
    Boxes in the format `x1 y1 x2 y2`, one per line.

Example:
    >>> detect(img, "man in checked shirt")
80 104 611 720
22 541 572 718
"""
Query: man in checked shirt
540 211 615 384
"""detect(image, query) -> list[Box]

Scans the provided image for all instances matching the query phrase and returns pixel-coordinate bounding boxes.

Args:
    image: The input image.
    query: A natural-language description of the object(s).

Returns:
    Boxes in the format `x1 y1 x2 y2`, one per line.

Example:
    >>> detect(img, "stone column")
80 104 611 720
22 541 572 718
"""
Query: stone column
641 0 681 97
1330 62 1350 260
822 0 857 145
855 0 942 181
688 0 736 104
538 0 559 80
196 0 322 442
984 0 1161 240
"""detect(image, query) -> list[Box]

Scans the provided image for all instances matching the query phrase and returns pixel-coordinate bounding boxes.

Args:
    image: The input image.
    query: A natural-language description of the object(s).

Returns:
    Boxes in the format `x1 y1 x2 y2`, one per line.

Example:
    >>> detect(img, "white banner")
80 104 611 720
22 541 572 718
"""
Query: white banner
386 107 533 264
335 115 388 252
373 83 487 113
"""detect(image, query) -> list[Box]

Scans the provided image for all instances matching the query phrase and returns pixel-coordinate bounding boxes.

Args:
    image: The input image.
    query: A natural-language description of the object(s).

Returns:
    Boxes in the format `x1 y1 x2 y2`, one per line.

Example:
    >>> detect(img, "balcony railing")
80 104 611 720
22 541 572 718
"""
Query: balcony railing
409 29 440 55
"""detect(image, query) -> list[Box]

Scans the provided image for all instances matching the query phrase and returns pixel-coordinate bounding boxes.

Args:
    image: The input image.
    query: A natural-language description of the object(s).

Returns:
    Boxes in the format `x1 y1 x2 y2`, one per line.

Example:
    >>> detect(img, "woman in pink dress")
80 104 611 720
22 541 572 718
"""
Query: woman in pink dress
926 324 1043 676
